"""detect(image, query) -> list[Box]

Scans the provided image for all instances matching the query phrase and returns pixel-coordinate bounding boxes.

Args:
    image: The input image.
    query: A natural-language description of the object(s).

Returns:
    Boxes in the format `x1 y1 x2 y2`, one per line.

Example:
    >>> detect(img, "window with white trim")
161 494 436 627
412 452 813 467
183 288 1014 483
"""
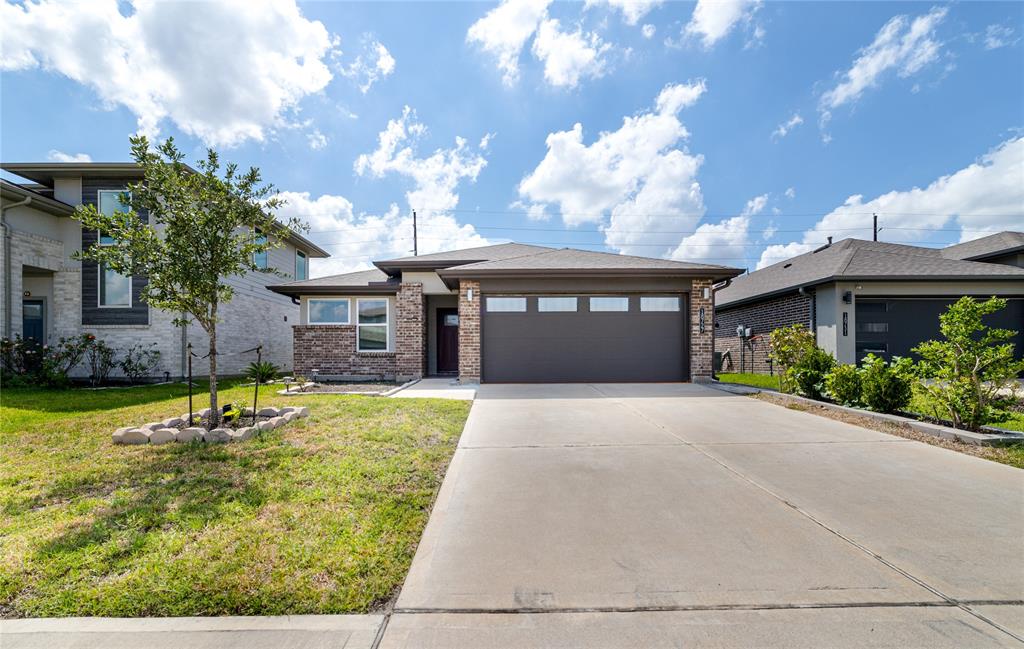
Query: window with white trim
640 296 680 312
589 296 629 312
295 250 308 280
357 298 389 351
97 190 132 307
538 296 577 312
308 298 349 324
486 297 527 312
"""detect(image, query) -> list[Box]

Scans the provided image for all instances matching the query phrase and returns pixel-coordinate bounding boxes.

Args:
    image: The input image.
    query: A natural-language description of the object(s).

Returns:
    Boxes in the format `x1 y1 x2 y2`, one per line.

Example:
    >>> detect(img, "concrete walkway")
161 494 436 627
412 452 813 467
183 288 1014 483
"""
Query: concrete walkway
389 377 476 400
384 382 1024 647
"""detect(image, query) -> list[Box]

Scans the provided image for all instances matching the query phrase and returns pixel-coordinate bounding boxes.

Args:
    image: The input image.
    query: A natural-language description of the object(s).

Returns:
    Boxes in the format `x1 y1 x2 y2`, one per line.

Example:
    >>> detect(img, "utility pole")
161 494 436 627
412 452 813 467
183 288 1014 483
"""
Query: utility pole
412 209 418 256
873 213 878 241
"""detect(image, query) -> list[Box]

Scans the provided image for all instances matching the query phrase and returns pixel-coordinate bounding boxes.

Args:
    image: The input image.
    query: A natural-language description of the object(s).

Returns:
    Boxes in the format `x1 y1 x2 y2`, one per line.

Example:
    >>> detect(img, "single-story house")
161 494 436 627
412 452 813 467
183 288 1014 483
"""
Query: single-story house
0 162 328 379
267 243 743 383
715 232 1024 373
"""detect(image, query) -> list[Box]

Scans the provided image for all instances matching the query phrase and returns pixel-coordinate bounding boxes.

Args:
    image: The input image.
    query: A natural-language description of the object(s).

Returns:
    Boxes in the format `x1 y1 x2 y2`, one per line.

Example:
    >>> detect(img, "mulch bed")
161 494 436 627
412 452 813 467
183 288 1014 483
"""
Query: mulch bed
287 382 399 394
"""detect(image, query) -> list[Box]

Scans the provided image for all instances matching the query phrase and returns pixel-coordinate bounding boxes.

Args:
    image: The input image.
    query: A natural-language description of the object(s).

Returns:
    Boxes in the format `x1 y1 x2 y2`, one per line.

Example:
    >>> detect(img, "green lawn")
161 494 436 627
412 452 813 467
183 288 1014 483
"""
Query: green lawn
716 372 782 390
0 381 470 617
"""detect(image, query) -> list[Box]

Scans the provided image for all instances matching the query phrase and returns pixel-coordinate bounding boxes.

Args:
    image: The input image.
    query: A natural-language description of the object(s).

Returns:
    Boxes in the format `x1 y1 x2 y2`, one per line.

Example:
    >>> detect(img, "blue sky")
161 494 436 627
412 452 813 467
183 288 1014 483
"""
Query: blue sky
1 0 1022 277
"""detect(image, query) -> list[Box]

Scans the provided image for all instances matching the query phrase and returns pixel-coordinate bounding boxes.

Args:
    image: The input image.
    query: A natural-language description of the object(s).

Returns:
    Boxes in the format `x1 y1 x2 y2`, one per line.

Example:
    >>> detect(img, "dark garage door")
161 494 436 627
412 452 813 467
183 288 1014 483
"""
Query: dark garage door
856 297 1024 363
482 294 688 382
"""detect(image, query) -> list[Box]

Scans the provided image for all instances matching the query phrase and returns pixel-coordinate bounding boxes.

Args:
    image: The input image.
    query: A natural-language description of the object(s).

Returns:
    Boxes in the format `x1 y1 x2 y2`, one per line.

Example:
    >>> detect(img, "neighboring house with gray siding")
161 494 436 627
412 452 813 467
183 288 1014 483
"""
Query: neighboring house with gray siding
269 243 742 384
1 162 328 380
715 233 1024 374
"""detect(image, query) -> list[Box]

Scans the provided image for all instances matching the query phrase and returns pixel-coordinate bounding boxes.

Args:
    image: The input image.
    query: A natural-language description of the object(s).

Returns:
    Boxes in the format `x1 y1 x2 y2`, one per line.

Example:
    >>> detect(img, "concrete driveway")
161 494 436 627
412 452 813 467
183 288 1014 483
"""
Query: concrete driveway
382 383 1024 648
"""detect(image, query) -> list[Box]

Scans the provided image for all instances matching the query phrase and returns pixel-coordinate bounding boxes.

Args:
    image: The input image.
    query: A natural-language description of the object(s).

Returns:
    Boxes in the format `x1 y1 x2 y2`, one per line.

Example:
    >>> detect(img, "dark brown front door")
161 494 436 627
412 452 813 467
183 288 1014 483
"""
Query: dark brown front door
437 308 459 374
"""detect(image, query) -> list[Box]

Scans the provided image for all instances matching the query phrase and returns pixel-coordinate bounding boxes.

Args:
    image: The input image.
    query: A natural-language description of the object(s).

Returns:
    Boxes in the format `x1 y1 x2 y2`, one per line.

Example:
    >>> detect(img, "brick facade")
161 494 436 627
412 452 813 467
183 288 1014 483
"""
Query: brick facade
458 279 481 383
292 325 397 379
395 282 425 381
715 292 811 374
689 279 715 381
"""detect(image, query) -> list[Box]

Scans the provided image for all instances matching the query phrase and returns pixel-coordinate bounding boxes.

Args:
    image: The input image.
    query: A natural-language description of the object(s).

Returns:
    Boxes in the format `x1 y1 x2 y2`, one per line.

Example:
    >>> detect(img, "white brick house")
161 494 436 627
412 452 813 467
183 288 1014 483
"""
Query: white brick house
0 162 328 380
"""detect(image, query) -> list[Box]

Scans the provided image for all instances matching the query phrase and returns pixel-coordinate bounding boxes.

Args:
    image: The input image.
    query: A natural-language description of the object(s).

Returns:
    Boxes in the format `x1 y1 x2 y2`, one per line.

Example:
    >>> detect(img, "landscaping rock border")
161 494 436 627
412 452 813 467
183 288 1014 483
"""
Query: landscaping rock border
708 381 1024 447
112 406 309 445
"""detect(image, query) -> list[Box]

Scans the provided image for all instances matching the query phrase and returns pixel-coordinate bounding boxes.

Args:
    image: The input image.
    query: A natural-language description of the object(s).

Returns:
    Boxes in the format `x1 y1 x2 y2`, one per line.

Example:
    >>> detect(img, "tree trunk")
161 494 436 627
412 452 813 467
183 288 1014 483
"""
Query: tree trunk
208 302 219 428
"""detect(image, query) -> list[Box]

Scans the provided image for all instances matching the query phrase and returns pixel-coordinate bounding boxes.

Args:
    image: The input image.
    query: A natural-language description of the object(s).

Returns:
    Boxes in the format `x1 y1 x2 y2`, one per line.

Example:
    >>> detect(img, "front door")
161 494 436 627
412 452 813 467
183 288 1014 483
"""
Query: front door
22 299 44 342
437 308 459 374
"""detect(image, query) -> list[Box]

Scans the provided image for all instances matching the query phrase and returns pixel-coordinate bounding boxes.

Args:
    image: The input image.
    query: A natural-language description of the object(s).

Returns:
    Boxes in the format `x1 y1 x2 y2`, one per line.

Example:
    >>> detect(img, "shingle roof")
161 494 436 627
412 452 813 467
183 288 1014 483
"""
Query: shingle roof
267 268 398 296
441 247 740 273
375 242 551 269
941 231 1024 261
717 236 1024 308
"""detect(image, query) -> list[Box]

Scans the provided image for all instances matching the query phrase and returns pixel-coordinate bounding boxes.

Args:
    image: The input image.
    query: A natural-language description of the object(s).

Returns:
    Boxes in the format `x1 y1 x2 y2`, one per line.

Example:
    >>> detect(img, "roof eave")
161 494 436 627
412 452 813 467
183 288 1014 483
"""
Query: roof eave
437 266 744 288
959 245 1024 262
266 283 399 298
373 258 486 274
0 181 76 216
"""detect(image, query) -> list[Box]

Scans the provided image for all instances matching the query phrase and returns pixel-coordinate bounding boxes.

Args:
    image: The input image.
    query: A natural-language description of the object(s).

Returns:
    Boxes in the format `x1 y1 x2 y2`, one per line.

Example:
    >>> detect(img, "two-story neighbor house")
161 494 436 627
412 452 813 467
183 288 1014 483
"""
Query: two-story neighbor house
268 243 743 384
715 233 1024 374
0 162 328 380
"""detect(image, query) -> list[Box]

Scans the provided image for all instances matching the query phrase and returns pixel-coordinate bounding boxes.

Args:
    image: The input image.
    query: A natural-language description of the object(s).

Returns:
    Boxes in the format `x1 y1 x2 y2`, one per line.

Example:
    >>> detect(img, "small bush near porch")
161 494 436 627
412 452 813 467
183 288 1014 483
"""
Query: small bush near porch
0 381 469 617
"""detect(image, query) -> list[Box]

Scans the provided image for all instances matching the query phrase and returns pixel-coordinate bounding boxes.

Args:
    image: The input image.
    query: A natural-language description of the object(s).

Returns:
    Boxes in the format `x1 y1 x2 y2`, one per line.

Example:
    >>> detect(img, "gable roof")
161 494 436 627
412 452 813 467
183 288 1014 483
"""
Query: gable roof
941 231 1024 261
374 242 551 273
717 236 1024 309
267 268 397 297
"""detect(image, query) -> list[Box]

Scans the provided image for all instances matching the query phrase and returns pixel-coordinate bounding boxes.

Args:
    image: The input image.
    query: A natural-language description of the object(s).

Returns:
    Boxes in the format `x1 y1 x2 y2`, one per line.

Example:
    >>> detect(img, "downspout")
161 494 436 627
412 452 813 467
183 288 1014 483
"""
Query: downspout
1 196 33 339
710 278 732 379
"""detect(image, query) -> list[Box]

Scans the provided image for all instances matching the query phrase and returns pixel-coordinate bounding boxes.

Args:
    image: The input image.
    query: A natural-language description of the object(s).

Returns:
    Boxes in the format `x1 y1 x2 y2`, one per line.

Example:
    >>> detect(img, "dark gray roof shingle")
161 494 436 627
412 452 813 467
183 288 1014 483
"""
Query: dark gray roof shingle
940 231 1024 261
441 247 740 273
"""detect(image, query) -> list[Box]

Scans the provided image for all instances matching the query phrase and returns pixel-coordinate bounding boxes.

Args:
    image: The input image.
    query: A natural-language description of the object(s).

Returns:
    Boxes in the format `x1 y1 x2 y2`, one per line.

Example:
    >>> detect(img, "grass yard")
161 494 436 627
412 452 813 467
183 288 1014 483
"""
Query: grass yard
716 372 781 391
0 380 470 618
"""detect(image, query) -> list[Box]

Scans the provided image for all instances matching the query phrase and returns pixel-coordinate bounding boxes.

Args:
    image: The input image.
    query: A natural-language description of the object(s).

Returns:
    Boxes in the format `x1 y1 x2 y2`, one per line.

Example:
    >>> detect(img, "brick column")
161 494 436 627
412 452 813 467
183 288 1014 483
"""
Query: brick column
396 283 425 381
690 278 714 382
458 279 481 383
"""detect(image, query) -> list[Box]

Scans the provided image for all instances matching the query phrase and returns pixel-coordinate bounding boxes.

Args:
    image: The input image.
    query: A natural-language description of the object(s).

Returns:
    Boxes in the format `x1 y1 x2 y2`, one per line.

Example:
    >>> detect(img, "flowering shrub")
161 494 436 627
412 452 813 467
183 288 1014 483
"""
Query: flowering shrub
120 343 161 384
0 334 92 387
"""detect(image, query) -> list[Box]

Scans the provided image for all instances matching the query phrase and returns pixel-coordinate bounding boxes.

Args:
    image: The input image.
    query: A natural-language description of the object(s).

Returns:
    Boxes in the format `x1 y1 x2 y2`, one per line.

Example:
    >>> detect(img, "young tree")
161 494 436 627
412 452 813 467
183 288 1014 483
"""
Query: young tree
73 136 303 426
913 296 1024 430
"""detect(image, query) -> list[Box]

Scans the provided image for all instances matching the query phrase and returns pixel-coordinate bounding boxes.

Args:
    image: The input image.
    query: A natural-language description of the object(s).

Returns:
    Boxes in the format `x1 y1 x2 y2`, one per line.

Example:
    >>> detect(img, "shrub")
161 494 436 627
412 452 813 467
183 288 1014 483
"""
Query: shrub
245 360 280 383
825 364 861 406
769 324 817 393
120 343 161 384
860 354 914 414
0 334 91 387
787 346 836 400
913 296 1024 430
85 338 117 387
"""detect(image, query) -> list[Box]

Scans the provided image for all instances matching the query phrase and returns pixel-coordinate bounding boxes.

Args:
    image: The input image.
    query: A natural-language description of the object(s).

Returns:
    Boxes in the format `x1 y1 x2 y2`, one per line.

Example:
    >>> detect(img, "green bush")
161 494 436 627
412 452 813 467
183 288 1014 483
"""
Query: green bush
787 346 836 400
769 324 817 393
245 360 280 383
0 334 92 387
860 354 914 414
825 363 861 406
85 337 117 387
913 296 1024 430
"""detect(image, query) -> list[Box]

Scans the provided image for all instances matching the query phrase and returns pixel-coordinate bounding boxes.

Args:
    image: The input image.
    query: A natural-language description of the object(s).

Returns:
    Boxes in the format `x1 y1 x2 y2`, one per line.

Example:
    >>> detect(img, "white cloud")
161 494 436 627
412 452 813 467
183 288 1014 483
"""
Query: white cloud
585 0 662 26
511 200 549 221
531 19 610 89
984 24 1019 50
820 7 947 112
339 40 395 94
466 0 552 86
762 224 777 240
518 81 707 257
784 187 796 199
0 0 336 147
642 24 656 39
684 0 762 49
354 106 489 216
46 149 91 162
756 136 1024 269
307 129 327 150
772 113 804 140
669 194 767 265
276 192 490 277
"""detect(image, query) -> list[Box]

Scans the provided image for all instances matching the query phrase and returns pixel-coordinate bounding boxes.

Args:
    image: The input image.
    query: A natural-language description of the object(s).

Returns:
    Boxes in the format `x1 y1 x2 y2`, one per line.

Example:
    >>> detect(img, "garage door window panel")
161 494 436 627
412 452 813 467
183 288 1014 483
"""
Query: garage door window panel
640 296 680 312
357 299 389 351
538 297 577 312
589 296 629 312
487 297 527 312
